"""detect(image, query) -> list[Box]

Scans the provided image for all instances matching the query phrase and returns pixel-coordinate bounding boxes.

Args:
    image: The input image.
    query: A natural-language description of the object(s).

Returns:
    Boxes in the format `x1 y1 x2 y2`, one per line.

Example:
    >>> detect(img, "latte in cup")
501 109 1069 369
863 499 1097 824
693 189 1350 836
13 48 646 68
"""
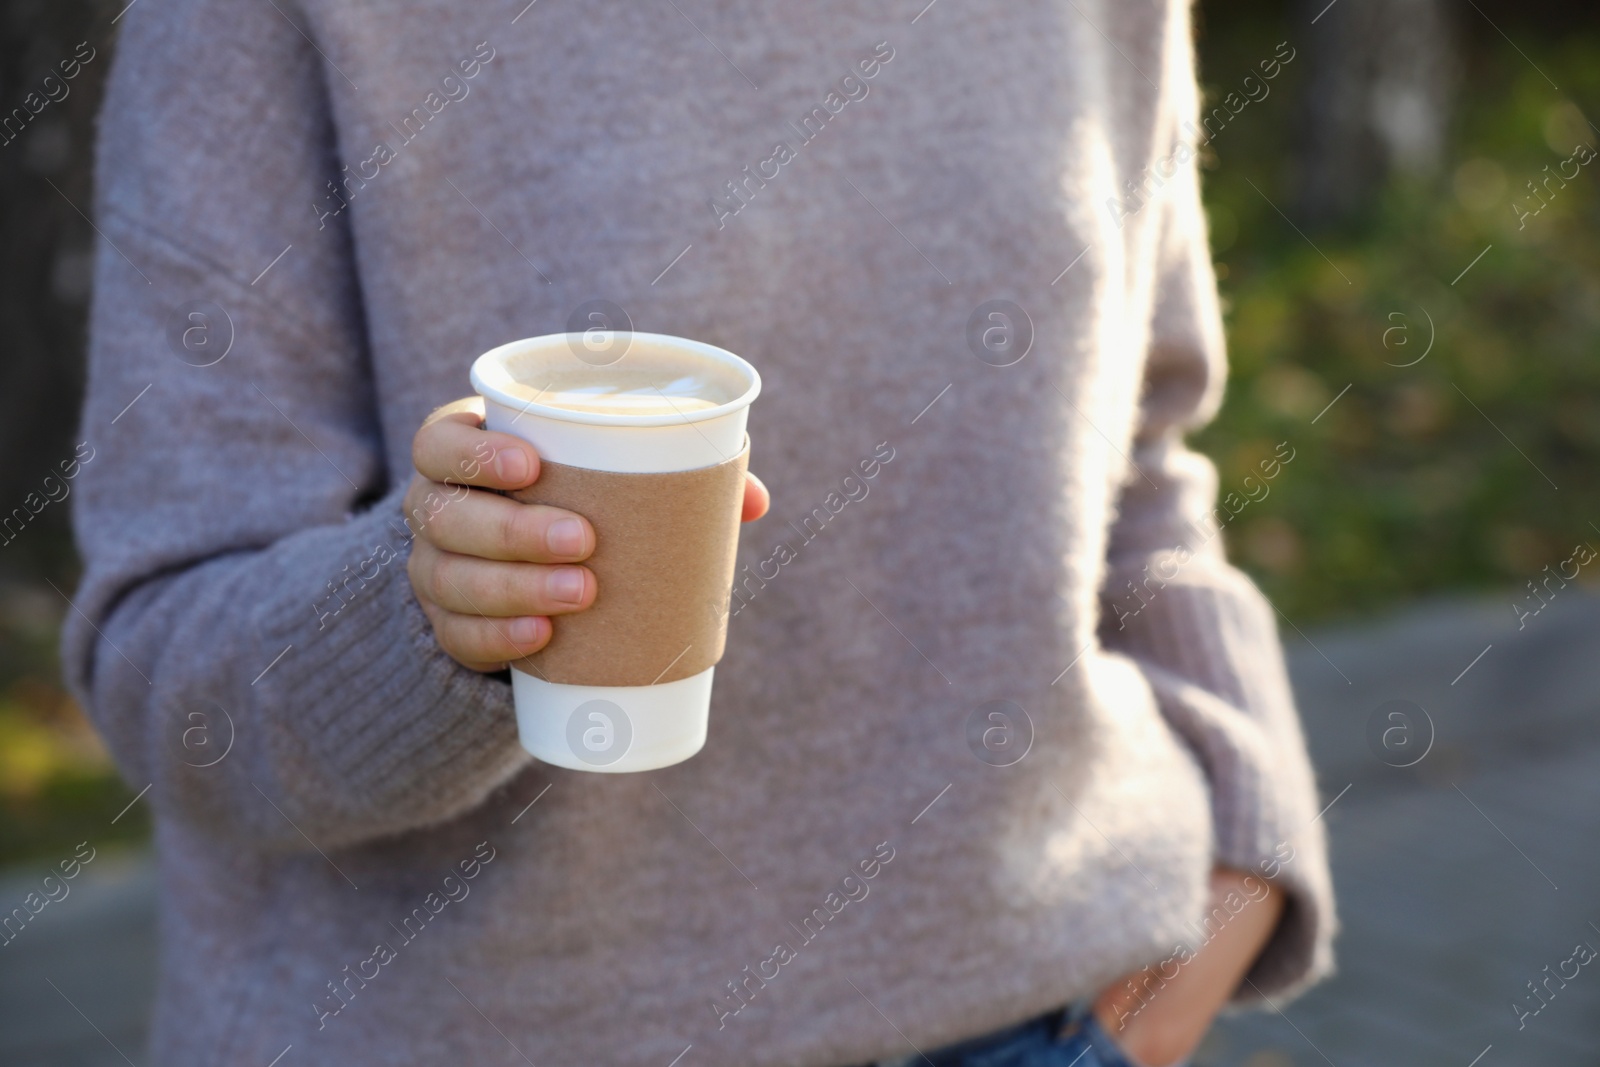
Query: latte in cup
498 338 747 417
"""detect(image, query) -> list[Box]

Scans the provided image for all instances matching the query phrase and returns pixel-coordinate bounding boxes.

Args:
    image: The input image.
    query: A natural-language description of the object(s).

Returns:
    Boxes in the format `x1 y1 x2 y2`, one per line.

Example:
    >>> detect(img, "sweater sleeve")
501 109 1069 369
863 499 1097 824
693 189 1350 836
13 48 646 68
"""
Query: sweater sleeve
61 0 527 853
1096 25 1337 1003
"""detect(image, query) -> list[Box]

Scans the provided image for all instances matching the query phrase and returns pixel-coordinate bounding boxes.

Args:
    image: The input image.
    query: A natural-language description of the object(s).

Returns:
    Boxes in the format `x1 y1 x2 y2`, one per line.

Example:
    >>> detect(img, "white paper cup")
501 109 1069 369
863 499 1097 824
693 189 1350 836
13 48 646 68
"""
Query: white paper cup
470 331 760 773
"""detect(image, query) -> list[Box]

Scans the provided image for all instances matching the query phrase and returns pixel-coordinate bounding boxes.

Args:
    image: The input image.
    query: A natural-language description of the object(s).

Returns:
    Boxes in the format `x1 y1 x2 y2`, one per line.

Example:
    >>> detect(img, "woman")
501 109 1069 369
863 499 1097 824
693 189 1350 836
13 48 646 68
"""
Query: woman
68 1 1333 1064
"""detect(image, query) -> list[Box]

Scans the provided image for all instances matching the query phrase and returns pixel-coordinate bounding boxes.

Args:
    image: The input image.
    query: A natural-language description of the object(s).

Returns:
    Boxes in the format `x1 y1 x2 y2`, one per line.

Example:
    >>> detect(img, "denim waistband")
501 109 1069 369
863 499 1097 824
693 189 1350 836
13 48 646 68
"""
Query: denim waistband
855 1002 1164 1067
881 1006 1068 1067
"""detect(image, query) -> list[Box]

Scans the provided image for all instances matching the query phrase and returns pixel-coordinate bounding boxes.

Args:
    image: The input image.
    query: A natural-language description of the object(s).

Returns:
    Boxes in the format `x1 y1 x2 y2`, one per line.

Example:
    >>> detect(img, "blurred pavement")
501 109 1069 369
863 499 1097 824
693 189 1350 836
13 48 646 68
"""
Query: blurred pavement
1205 590 1600 1067
4 591 1599 1066
0 850 156 1067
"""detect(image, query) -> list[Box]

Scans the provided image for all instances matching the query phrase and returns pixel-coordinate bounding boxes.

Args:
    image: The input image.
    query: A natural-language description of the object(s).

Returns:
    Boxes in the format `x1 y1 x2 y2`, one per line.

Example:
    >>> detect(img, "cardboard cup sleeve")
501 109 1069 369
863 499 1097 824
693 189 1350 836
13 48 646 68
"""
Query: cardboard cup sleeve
507 439 751 687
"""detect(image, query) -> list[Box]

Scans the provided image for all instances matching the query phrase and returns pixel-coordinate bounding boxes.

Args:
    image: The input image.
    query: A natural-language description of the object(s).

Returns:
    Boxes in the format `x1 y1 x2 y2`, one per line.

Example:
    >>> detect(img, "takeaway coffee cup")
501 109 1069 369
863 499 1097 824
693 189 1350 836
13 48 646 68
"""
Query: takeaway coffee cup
470 331 760 773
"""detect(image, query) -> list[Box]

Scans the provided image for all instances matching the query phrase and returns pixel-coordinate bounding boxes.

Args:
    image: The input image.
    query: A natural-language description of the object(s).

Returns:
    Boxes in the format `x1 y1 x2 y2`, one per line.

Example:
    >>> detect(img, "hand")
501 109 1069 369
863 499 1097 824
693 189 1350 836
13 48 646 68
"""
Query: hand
1091 866 1285 1067
405 398 770 672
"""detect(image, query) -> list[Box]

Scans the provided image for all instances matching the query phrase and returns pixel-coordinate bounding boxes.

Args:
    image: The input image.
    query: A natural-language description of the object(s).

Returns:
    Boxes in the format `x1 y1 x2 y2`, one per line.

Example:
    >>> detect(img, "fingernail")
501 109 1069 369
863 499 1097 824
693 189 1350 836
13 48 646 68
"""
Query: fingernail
509 617 545 646
549 568 587 605
547 517 587 557
494 447 531 484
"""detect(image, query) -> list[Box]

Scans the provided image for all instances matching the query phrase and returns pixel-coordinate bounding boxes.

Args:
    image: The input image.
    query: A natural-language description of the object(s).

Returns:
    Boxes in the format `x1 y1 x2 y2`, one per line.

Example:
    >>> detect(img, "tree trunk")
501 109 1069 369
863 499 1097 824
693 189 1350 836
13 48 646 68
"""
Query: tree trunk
1294 0 1459 227
0 1 113 580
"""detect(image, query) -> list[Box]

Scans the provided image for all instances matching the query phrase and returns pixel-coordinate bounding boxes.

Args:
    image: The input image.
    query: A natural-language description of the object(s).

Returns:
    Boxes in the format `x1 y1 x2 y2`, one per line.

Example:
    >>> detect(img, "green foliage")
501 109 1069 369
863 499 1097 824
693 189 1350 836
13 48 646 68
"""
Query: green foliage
0 583 148 867
1194 24 1600 622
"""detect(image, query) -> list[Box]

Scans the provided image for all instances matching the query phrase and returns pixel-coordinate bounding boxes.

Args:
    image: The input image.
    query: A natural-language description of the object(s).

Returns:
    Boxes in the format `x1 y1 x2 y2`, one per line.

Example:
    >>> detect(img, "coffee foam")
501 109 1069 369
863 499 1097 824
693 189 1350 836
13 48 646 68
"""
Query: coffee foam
501 338 746 417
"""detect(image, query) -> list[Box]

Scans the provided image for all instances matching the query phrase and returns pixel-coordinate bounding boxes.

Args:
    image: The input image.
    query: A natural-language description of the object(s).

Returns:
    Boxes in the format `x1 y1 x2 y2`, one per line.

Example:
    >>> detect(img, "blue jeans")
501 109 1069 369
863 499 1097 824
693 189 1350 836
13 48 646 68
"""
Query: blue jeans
863 1005 1180 1067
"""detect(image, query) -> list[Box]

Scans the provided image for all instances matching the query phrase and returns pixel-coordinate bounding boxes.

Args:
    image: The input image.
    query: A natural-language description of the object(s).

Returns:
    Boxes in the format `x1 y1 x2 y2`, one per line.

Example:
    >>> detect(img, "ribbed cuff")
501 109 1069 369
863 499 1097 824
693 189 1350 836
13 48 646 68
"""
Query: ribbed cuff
1104 555 1337 1002
253 486 526 846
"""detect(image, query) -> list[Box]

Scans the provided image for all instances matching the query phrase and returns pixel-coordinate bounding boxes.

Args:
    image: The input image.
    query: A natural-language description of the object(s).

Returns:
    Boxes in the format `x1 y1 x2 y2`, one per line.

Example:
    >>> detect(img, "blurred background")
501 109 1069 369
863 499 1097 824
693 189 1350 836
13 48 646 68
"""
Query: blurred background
3 0 1600 1063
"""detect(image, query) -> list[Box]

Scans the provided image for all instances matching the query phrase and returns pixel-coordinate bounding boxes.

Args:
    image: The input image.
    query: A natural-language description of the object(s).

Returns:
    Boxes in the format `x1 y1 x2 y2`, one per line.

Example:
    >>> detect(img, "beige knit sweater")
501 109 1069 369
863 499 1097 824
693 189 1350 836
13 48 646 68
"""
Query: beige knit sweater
66 1 1334 1064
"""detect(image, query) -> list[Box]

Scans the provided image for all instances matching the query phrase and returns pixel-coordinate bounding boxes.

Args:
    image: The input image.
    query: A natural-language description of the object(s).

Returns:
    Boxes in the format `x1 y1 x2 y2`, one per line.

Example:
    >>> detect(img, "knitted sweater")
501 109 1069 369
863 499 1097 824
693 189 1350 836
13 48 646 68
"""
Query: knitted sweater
66 1 1334 1064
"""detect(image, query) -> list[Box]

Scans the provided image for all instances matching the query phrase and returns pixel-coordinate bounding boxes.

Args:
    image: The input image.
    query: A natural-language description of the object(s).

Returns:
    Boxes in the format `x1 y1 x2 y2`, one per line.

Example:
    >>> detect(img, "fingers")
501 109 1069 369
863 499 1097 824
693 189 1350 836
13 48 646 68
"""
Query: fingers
409 399 773 673
414 483 594 563
418 599 552 673
412 539 595 617
415 398 772 516
741 470 769 523
412 405 541 491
